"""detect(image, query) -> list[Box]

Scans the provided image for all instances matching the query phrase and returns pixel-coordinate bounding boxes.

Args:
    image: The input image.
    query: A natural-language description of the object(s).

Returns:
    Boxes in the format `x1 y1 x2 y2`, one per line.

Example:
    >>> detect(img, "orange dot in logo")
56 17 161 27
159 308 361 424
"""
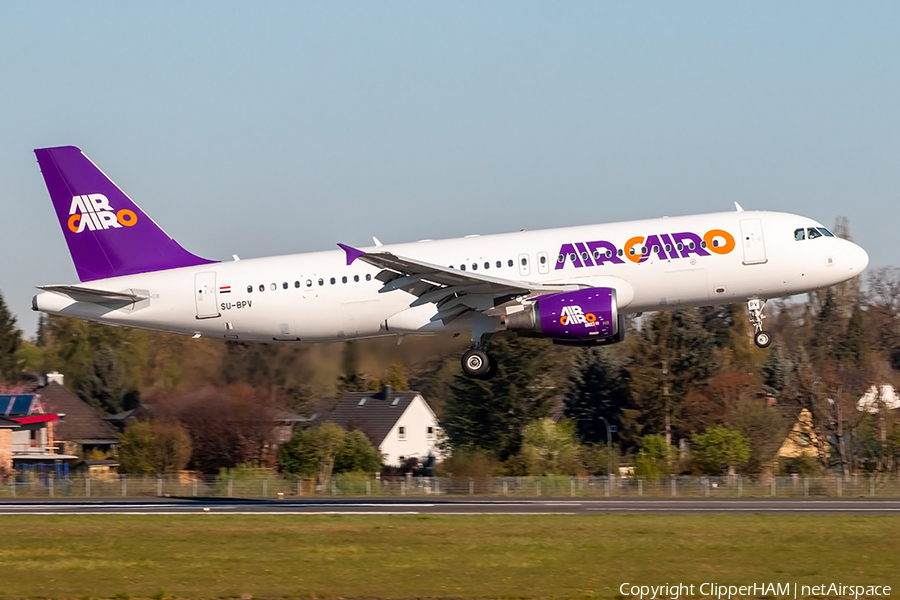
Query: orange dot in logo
560 315 569 326
67 214 81 233
117 209 138 227
703 229 735 255
585 313 597 323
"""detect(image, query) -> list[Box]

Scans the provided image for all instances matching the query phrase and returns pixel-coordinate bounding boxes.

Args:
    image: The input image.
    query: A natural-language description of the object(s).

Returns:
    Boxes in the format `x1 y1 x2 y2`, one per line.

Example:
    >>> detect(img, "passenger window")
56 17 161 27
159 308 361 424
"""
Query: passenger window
521 257 528 266
676 243 683 251
247 285 253 293
664 244 671 253
569 253 577 262
807 227 822 239
294 281 300 288
496 261 501 268
271 283 277 291
472 263 477 271
282 282 288 290
318 278 324 286
580 252 588 261
508 259 514 267
330 277 336 284
259 284 265 292
460 265 466 271
306 280 312 287
617 249 624 256
819 227 834 237
558 254 565 263
700 241 707 249
342 276 347 283
366 274 371 281
688 242 695 250
354 275 359 282
606 250 612 258
794 228 806 241
652 245 659 253
484 262 489 269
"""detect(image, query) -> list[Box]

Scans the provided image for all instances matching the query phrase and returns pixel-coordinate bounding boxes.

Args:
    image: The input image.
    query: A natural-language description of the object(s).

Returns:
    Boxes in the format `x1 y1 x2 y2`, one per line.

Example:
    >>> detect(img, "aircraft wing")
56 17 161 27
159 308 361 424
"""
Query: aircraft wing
37 285 149 305
338 244 582 323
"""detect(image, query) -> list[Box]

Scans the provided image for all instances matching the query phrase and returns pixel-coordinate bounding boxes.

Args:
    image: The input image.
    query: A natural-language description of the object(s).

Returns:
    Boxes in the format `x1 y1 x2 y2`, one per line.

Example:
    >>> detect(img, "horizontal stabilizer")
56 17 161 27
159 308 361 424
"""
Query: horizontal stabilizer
38 285 149 304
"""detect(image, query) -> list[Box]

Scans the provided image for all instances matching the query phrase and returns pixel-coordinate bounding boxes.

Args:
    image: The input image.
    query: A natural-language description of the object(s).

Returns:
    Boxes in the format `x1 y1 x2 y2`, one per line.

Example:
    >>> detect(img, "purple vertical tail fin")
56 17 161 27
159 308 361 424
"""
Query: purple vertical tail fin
35 146 215 282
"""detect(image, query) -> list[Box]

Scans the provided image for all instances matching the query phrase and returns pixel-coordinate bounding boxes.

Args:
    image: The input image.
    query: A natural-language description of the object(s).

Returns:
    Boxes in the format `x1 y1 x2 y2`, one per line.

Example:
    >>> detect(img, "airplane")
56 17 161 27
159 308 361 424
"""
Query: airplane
31 146 870 379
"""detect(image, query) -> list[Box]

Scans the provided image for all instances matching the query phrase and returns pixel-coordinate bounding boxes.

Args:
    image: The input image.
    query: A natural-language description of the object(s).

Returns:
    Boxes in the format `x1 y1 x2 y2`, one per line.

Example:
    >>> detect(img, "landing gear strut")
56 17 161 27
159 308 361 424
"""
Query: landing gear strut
748 298 771 348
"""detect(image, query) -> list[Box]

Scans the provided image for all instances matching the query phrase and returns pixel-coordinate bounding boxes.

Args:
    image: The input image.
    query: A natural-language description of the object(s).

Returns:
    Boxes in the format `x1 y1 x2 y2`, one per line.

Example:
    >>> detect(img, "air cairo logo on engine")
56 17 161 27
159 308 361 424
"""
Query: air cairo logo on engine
67 194 138 234
559 305 598 327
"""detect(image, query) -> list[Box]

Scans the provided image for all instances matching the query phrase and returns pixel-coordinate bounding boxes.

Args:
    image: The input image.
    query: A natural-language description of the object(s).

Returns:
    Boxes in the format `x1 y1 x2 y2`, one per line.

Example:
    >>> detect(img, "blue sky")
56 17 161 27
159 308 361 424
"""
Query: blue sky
1 2 898 336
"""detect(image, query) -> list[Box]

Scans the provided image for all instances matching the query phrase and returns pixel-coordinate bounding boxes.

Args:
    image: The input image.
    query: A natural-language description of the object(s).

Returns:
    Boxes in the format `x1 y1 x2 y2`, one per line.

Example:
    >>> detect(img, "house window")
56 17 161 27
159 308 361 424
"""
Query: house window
426 426 434 440
398 426 406 441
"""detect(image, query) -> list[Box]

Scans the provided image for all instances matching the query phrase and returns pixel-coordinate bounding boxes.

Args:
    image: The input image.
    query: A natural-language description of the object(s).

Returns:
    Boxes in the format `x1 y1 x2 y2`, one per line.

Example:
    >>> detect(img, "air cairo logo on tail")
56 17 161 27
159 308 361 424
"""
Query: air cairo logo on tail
67 194 138 233
559 305 598 328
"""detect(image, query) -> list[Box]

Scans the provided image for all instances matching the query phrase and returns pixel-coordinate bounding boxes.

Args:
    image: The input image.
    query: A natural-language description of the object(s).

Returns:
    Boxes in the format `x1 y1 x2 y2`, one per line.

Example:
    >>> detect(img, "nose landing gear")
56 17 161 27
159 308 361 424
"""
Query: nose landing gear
748 298 772 348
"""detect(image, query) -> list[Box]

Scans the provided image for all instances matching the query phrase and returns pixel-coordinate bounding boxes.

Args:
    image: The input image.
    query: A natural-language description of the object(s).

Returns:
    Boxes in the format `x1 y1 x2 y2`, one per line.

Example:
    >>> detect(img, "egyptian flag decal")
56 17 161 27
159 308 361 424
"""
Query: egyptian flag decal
219 285 231 294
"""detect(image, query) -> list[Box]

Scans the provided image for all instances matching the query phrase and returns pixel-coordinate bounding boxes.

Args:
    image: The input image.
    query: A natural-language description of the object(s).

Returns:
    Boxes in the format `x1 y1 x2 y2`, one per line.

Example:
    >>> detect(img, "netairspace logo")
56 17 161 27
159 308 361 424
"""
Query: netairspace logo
618 582 892 600
67 194 138 233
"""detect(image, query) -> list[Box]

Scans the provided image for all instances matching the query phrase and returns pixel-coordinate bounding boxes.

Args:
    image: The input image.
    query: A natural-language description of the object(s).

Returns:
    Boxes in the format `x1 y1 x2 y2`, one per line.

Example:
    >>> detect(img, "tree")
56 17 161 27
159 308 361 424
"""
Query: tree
633 434 676 479
626 310 720 445
727 400 788 474
516 418 583 476
440 336 558 460
0 291 22 384
691 426 750 475
333 430 384 473
75 347 140 415
117 420 192 474
563 348 630 445
148 385 279 473
278 423 353 483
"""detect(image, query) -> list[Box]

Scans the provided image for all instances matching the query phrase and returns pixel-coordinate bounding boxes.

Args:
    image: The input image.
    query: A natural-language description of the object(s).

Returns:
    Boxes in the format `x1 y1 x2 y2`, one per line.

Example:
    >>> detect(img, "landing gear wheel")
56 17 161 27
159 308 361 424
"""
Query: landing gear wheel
461 348 491 378
480 355 499 380
754 330 772 349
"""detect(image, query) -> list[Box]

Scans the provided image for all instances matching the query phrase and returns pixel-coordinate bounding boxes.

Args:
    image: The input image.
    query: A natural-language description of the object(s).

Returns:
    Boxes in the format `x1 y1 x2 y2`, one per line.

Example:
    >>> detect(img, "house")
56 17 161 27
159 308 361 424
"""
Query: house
775 408 827 466
856 385 900 413
27 373 120 457
325 386 443 466
0 393 78 473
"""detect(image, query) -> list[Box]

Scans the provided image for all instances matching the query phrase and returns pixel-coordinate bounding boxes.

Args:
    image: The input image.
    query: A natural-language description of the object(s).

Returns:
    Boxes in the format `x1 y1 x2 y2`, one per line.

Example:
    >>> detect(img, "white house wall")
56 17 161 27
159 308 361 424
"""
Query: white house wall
381 396 444 467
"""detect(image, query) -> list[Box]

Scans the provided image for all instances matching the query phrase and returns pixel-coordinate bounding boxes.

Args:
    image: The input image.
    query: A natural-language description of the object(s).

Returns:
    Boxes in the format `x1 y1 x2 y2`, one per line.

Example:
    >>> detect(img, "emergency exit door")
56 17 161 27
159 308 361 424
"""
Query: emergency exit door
195 272 220 319
739 219 767 265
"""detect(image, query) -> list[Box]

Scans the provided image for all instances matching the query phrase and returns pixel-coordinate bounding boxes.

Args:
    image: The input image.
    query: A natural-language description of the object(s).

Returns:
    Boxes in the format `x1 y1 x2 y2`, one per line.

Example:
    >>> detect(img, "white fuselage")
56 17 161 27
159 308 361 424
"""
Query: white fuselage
34 210 869 343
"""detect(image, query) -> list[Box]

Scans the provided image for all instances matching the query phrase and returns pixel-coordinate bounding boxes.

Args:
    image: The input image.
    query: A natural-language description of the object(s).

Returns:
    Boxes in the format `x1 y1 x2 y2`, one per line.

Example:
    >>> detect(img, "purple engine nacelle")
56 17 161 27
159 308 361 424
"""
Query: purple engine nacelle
504 287 624 346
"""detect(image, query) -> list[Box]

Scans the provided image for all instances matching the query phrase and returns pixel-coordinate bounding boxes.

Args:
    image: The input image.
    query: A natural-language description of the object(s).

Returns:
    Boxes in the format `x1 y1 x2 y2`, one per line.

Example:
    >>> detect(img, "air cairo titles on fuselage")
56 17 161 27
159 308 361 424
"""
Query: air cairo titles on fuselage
556 228 736 269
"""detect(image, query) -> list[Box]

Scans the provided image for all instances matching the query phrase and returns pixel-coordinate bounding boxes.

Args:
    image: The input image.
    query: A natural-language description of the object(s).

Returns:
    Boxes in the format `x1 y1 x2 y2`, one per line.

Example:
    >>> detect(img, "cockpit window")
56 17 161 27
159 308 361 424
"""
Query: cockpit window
818 227 835 237
794 228 805 241
807 227 823 239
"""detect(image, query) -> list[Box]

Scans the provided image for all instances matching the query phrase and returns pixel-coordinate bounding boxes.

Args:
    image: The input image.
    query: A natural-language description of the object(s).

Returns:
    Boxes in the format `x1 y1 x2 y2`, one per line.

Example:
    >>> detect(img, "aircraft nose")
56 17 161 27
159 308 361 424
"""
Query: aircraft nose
847 241 869 275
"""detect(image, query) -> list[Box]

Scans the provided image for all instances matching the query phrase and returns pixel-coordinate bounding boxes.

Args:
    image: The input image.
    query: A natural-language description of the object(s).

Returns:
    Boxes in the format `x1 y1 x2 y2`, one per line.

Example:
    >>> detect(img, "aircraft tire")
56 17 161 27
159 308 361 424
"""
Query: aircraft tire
462 348 491 378
754 330 772 348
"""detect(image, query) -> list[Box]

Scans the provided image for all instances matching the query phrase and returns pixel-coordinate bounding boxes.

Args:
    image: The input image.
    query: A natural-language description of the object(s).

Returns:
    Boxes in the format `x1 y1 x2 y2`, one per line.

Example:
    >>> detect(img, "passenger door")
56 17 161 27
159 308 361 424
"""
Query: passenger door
194 272 220 319
740 219 767 265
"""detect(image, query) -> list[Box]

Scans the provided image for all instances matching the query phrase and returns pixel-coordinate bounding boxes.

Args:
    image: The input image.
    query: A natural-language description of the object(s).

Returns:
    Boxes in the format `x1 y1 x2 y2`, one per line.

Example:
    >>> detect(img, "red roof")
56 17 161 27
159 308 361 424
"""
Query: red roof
10 414 60 425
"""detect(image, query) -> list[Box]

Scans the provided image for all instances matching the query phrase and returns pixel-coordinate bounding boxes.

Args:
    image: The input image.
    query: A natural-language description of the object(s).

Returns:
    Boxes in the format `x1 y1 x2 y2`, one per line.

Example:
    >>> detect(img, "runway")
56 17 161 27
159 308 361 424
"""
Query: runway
2 497 900 515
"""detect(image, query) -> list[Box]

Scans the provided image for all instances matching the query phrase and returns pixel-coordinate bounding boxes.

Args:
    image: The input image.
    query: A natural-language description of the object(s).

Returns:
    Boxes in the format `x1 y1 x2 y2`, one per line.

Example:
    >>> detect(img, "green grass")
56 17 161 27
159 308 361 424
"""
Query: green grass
0 515 897 599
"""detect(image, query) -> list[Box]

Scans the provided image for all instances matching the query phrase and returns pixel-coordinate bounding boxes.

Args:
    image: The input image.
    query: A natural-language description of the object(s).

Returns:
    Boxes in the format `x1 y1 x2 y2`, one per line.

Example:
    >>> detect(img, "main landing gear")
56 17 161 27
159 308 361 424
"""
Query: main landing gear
748 298 772 348
461 345 498 380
